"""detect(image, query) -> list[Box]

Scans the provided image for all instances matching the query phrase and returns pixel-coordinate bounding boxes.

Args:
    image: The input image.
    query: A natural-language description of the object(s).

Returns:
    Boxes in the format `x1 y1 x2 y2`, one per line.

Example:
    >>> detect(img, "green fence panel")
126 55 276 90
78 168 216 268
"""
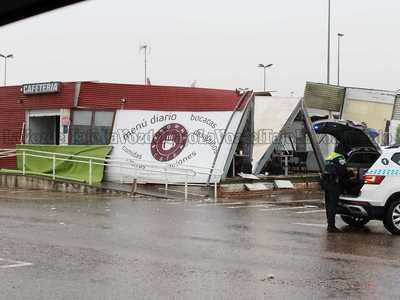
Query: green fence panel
16 145 113 184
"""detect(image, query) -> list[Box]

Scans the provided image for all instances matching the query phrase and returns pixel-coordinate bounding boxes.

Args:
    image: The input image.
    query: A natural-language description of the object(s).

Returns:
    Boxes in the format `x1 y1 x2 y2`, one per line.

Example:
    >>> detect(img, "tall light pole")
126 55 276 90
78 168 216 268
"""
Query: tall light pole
139 45 149 85
0 54 13 87
327 0 331 84
337 33 344 86
257 63 273 92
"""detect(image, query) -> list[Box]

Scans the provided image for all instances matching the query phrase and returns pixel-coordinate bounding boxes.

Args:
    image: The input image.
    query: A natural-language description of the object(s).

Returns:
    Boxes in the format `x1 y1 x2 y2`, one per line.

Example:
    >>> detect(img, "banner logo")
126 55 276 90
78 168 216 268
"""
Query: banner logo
151 123 188 161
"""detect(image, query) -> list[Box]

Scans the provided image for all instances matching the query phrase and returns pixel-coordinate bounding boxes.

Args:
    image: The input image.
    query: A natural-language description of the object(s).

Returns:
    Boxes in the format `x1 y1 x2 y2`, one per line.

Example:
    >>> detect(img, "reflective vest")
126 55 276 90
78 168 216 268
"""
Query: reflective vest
324 151 347 179
325 151 344 162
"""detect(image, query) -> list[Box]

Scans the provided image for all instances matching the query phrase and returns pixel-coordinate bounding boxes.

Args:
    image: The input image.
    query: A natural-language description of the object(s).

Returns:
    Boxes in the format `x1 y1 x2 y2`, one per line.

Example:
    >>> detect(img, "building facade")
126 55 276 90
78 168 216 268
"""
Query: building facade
0 82 253 183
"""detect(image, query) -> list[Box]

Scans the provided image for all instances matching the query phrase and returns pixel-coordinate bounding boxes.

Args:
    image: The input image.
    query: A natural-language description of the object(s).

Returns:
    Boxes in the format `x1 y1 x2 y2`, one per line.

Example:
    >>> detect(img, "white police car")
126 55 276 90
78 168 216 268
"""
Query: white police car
314 120 400 234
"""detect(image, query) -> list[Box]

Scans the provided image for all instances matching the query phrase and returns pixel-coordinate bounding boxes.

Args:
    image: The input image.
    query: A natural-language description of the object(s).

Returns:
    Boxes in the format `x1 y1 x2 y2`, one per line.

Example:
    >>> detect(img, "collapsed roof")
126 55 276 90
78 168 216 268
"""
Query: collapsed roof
252 95 325 174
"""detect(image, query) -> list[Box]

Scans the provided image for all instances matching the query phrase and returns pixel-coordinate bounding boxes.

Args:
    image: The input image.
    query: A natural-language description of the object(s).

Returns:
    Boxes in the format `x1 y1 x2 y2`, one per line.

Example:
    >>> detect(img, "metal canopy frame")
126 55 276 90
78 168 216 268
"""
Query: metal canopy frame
253 98 325 174
207 91 254 183
302 100 325 171
221 94 255 179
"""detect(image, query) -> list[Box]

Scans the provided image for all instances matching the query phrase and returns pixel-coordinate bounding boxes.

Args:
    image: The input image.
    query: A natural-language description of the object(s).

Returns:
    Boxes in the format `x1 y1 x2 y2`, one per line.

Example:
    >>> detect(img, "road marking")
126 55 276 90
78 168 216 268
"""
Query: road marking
196 199 322 207
292 223 327 228
251 199 323 205
296 209 326 214
259 206 305 212
196 202 245 207
0 258 33 269
274 199 322 203
227 204 276 209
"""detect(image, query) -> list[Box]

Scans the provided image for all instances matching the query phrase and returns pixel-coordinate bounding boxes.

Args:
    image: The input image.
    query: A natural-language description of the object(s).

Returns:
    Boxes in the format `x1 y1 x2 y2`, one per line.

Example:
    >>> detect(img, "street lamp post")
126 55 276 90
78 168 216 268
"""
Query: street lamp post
139 45 149 85
0 54 13 87
257 63 273 92
327 0 331 84
337 33 344 86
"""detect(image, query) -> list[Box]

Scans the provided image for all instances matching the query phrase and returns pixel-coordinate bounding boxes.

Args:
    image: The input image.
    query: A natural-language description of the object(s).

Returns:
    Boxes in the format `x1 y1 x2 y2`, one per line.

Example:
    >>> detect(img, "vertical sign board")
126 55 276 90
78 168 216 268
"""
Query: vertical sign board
106 110 244 183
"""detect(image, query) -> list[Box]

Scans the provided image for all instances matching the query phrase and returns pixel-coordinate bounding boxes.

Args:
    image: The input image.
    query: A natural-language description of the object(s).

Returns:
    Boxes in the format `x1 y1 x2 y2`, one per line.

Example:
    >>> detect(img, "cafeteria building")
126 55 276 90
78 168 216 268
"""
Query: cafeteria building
0 81 321 184
0 81 256 183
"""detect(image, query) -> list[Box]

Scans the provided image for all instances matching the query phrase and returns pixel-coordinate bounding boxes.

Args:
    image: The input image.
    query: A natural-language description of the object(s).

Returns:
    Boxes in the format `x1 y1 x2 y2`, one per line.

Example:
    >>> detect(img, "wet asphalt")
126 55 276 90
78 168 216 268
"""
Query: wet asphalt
0 189 399 300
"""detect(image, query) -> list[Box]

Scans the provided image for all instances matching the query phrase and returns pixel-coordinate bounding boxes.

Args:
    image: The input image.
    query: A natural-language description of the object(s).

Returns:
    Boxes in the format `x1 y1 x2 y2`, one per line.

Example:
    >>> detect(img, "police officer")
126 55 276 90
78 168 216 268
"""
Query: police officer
322 144 349 233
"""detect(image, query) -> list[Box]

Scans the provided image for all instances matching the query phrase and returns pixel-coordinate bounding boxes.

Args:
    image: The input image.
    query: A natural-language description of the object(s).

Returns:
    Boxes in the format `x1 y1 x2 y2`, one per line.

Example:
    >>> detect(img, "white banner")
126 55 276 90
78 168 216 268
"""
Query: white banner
106 110 244 183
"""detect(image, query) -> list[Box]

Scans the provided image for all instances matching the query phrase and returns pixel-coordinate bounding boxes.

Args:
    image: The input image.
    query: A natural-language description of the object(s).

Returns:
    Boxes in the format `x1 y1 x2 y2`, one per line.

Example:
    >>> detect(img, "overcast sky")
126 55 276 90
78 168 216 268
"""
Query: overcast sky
0 0 399 96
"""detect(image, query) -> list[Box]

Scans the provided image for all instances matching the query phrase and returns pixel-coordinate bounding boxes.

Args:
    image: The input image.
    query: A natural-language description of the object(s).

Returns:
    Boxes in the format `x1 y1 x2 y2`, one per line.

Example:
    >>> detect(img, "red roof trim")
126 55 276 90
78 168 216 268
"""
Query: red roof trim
78 82 247 112
0 82 250 112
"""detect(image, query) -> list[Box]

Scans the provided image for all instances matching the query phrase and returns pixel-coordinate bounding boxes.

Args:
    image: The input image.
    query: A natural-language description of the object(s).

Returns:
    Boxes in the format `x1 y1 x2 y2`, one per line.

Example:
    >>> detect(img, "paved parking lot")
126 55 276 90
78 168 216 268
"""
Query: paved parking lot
0 189 399 299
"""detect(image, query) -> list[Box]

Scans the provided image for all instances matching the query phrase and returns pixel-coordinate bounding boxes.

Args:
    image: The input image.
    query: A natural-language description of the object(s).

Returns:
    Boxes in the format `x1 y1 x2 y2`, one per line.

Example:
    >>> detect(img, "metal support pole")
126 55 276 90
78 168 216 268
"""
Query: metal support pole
52 154 56 180
337 33 344 86
140 45 148 85
164 168 168 196
0 54 13 87
264 67 267 92
284 156 289 177
22 151 26 175
184 175 188 202
214 181 218 202
327 0 331 84
337 35 340 85
4 58 7 87
131 178 137 196
144 46 147 84
88 159 92 185
232 155 236 177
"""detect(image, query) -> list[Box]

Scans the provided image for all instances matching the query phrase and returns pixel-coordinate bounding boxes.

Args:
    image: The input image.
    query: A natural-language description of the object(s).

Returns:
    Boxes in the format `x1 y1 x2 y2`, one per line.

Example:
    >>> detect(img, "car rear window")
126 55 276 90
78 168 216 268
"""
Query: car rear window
348 152 380 165
391 153 400 166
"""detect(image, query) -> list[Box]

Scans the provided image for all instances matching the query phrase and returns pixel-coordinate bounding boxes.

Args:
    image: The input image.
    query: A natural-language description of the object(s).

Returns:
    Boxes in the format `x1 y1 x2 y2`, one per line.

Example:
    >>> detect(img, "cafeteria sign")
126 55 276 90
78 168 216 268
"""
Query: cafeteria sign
22 82 60 95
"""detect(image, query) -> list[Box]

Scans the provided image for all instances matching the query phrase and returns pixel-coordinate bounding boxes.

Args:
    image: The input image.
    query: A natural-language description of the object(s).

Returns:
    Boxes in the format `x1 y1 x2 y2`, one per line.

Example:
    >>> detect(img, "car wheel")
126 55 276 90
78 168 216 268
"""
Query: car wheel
341 215 370 227
384 200 400 235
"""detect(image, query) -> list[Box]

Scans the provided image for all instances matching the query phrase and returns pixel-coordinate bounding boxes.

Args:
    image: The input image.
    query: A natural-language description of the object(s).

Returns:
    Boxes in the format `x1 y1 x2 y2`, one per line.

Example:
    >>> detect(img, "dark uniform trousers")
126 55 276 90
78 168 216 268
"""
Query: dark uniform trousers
324 181 342 227
322 153 348 228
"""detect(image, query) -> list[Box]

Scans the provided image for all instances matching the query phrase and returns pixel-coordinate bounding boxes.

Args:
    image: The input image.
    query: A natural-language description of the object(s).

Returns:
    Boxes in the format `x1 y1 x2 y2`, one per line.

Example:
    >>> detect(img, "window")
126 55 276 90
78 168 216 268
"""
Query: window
70 111 92 145
94 111 114 126
70 110 114 145
92 112 114 145
73 111 92 126
347 151 380 166
391 153 400 166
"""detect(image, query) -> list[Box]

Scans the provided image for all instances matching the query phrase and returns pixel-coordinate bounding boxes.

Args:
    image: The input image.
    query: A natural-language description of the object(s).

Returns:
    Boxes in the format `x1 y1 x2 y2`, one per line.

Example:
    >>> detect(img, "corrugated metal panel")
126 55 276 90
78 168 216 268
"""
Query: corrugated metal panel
20 82 75 109
392 95 400 120
346 87 396 105
304 82 345 112
0 108 24 169
0 83 75 110
78 83 245 111
0 87 30 166
0 157 17 169
342 99 392 133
